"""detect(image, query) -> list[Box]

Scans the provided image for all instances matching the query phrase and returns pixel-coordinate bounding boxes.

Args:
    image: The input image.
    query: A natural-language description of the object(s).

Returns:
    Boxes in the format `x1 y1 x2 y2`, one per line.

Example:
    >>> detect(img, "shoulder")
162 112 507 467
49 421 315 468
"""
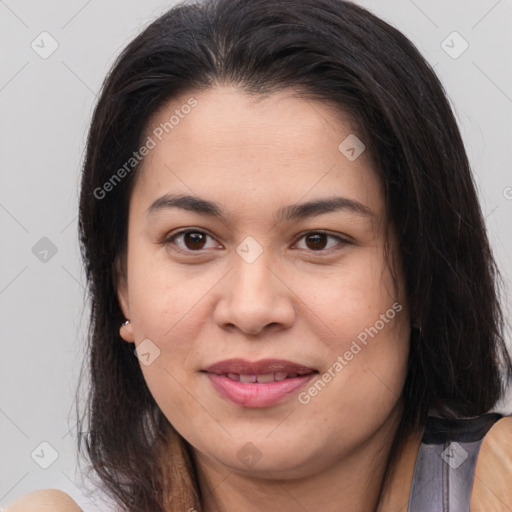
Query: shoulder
3 489 82 511
471 415 512 511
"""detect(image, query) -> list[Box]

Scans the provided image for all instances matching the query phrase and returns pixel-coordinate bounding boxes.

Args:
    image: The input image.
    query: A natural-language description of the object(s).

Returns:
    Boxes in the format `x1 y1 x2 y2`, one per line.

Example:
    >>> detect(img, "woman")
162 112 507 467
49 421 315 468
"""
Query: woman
6 0 511 510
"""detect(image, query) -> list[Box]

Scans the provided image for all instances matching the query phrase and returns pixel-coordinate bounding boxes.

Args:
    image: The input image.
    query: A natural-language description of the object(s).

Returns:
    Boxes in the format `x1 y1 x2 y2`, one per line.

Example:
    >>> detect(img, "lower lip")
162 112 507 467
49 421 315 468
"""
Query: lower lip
206 372 316 408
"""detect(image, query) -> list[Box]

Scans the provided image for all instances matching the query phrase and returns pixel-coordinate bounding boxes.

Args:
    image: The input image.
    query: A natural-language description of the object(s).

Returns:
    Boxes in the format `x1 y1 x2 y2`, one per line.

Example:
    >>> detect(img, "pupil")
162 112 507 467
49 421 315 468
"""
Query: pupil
183 233 328 251
306 233 327 250
185 232 206 250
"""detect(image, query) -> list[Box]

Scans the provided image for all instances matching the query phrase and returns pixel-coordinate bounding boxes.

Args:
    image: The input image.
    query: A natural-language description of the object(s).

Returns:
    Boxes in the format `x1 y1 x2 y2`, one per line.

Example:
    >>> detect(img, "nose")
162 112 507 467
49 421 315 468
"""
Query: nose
213 250 296 336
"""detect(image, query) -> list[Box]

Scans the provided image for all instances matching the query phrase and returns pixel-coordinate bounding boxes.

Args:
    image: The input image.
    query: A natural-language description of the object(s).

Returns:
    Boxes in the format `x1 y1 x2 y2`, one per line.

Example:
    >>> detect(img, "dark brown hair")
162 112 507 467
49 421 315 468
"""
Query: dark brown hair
76 0 512 510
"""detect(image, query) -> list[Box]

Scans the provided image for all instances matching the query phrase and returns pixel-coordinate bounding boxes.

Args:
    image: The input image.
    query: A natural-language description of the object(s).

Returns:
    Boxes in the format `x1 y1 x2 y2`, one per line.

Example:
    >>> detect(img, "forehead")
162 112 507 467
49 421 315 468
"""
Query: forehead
144 85 360 159
131 85 383 220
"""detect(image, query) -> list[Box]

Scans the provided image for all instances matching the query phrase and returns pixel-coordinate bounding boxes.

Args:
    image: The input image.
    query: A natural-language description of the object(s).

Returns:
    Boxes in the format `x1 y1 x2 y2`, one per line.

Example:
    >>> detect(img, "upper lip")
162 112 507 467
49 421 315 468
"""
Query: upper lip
203 358 317 375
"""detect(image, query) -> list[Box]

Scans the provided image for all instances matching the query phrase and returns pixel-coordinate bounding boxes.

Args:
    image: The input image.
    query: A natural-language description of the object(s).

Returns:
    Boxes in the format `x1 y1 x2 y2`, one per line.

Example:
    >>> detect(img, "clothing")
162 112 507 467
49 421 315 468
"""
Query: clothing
379 413 512 511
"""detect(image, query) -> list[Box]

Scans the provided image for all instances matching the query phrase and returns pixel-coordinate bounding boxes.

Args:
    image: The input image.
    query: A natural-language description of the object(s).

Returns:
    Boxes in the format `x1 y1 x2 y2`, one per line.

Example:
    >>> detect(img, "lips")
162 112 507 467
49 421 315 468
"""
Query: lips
203 358 317 376
202 358 318 407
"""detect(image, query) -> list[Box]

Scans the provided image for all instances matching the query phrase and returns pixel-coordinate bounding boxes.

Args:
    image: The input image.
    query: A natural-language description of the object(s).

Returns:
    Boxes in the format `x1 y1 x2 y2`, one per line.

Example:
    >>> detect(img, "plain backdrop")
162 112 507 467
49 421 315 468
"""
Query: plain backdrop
1 0 511 510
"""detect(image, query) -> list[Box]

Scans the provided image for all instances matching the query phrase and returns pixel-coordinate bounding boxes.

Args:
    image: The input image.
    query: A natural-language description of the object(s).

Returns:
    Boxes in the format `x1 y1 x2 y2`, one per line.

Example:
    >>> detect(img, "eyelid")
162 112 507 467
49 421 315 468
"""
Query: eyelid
291 231 352 252
161 228 352 254
161 228 222 252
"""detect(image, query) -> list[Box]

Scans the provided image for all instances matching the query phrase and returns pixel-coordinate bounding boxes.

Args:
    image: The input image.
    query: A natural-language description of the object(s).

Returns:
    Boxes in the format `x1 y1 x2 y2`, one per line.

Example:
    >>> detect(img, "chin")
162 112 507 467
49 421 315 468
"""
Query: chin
202 440 319 479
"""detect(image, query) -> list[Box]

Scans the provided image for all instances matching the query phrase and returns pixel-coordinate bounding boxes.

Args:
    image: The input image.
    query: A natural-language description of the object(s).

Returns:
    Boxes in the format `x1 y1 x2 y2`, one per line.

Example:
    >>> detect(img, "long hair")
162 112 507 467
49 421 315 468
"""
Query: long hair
76 0 512 510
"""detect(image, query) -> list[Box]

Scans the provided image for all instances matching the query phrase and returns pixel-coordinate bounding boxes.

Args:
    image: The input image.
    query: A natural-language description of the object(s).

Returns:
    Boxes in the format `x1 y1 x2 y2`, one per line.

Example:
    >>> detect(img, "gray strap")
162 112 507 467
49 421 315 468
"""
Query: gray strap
407 413 503 512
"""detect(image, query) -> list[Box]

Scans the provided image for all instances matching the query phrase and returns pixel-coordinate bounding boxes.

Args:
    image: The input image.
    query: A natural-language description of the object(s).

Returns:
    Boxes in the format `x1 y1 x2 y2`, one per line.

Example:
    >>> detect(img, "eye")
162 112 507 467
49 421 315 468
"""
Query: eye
293 231 350 252
163 229 221 252
161 229 350 255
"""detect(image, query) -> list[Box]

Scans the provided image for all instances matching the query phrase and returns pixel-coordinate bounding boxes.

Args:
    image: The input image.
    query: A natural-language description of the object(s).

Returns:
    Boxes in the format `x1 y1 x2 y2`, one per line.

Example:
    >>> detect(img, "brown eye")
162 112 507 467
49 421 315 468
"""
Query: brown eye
164 230 220 252
182 231 207 250
294 231 349 252
304 233 328 250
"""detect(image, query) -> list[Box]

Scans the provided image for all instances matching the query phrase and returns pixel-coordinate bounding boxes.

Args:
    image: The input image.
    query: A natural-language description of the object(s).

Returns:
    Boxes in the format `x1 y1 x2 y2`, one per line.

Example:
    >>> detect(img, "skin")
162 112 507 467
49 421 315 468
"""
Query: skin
117 85 411 512
4 489 82 511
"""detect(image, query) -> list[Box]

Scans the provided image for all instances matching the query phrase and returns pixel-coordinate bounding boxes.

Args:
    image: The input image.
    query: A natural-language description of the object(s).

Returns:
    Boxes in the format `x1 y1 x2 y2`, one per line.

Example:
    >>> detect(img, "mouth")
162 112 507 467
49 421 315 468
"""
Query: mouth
202 358 319 407
208 369 315 383
203 358 317 376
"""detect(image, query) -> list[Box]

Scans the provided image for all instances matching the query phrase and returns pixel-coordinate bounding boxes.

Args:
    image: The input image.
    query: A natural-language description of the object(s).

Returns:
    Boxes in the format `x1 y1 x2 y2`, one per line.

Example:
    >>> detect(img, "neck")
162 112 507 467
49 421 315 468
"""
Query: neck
194 404 405 512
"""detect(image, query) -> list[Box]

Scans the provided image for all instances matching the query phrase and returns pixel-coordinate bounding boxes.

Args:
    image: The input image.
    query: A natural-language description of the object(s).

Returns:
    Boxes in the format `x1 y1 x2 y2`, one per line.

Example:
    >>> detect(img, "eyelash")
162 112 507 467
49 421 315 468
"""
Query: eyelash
161 229 351 255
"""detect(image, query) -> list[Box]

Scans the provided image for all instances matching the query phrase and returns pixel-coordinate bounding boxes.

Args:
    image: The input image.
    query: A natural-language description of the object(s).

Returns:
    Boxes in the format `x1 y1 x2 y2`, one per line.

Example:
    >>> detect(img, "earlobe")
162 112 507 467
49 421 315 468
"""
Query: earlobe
119 320 135 342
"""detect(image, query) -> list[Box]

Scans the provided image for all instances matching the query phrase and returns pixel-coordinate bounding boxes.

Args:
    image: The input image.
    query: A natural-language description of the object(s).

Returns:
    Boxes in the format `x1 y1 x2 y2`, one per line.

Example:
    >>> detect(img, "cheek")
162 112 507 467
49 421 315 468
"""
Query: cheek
126 245 208 339
297 247 401 341
299 312 409 450
295 248 409 416
138 361 219 454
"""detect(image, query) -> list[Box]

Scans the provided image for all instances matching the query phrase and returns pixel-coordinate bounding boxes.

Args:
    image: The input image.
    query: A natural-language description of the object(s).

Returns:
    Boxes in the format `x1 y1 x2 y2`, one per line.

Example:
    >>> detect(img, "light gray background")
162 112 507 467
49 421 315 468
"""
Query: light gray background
1 0 511 510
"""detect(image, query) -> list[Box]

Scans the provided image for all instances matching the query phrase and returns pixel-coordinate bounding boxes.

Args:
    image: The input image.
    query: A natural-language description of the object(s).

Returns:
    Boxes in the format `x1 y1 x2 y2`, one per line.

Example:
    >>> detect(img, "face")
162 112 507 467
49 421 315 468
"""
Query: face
117 85 410 479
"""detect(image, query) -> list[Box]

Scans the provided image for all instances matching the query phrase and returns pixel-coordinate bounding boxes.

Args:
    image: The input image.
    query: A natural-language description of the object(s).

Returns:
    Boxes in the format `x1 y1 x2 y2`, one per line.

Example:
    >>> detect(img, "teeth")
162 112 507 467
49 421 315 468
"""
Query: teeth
223 371 313 383
256 373 274 383
239 374 257 383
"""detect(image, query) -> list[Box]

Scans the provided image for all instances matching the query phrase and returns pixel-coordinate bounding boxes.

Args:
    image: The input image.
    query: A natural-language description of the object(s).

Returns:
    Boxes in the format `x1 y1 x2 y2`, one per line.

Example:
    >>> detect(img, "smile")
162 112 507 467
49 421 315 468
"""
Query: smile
221 370 313 383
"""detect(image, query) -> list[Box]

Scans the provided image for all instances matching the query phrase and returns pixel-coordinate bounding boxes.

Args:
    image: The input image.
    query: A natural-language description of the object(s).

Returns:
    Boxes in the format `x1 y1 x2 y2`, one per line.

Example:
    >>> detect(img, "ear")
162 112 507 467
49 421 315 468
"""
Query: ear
114 255 134 343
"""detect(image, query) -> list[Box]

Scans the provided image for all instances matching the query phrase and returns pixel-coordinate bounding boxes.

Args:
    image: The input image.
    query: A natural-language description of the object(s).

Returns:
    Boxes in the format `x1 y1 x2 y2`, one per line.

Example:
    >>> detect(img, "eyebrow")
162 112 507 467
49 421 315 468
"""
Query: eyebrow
147 193 374 222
